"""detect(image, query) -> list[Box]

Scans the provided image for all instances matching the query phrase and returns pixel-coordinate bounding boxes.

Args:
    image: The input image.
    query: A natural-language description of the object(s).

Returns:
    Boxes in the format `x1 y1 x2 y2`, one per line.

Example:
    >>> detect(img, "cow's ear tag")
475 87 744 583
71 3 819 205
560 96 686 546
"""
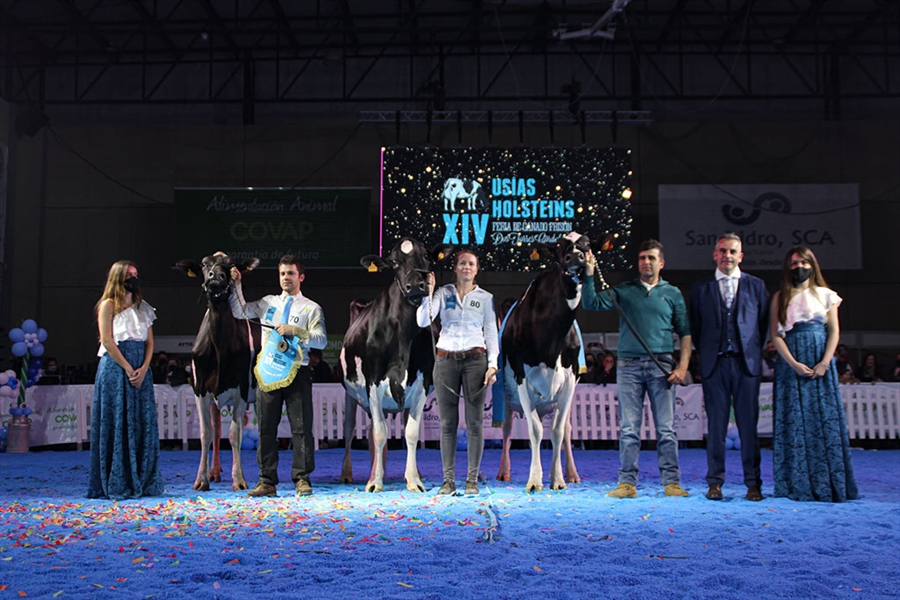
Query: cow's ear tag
437 251 445 261
187 270 197 278
529 248 540 260
367 263 379 273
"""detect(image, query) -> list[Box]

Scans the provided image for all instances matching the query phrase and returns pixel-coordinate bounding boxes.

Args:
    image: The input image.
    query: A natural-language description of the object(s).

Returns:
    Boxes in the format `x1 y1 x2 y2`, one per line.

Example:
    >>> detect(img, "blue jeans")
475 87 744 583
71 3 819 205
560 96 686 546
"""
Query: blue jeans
616 354 681 486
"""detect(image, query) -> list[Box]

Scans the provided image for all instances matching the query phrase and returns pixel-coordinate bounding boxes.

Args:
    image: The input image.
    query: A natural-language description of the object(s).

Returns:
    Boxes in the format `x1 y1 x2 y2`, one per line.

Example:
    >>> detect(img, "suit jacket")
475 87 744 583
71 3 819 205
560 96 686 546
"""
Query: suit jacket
690 272 769 380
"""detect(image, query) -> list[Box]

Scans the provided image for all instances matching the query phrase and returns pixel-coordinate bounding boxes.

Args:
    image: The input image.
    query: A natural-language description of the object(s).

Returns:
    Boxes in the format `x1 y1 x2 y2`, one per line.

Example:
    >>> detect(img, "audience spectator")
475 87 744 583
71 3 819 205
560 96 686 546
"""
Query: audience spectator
855 353 884 383
308 348 333 383
579 352 598 383
760 340 777 382
37 357 62 385
165 357 189 386
838 368 856 385
595 352 617 385
152 351 169 384
834 344 854 379
893 353 900 382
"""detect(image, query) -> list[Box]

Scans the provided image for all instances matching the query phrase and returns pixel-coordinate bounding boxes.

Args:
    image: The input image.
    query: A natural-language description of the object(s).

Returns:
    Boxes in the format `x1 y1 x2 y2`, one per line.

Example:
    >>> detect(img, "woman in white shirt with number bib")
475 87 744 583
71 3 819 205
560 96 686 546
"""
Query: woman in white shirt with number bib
418 249 499 496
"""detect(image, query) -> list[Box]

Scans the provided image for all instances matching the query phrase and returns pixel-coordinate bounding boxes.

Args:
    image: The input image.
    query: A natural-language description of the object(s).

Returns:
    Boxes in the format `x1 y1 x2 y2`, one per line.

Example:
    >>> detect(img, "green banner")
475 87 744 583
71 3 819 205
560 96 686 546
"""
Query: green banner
174 188 371 268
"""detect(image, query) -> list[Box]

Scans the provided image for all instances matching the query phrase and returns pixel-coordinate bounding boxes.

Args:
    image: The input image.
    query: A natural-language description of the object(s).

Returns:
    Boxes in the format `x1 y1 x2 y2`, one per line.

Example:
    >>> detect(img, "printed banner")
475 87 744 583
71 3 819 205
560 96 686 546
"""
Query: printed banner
658 184 861 270
381 147 633 272
174 188 371 268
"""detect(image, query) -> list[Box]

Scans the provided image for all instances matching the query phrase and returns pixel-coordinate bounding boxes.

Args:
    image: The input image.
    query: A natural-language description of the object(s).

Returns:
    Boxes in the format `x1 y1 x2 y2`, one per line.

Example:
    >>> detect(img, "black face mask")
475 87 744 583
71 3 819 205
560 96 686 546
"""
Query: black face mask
124 277 139 293
790 267 812 286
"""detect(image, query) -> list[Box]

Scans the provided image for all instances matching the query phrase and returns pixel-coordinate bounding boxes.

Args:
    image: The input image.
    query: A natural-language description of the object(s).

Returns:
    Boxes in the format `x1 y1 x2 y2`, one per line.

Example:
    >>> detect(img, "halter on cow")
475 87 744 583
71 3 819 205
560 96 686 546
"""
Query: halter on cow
499 232 591 492
339 237 450 492
177 253 261 491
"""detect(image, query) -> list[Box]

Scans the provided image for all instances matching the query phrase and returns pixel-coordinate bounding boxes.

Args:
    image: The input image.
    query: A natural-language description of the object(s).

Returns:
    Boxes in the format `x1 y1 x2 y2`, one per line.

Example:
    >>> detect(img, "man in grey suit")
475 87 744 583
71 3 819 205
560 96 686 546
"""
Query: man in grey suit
690 233 769 501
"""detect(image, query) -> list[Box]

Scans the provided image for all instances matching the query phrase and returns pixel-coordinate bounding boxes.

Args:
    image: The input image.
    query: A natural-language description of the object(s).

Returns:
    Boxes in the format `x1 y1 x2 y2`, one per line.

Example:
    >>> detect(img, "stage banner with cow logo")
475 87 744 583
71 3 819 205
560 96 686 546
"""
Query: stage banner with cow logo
174 188 371 268
658 184 861 270
380 147 633 272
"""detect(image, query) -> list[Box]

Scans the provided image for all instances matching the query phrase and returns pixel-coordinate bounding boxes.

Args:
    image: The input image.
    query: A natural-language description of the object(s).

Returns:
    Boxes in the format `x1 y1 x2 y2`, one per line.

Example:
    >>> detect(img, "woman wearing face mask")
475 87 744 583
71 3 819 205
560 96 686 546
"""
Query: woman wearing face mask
769 246 857 502
418 248 499 495
87 261 164 500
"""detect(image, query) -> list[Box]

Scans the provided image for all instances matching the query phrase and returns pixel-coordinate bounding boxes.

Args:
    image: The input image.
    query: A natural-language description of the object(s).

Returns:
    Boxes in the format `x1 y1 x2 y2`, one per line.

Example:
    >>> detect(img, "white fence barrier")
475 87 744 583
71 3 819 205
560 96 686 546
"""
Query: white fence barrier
5 383 898 448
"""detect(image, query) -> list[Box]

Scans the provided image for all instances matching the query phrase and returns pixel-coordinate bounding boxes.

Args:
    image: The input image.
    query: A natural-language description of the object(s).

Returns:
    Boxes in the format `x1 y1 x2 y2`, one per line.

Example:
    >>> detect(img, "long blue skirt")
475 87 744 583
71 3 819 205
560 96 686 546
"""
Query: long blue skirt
773 321 858 502
87 340 164 500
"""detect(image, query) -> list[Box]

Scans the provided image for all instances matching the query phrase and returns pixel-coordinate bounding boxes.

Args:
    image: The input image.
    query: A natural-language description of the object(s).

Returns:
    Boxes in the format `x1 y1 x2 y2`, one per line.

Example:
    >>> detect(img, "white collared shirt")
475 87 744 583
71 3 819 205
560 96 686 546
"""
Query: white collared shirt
417 283 500 370
715 266 742 296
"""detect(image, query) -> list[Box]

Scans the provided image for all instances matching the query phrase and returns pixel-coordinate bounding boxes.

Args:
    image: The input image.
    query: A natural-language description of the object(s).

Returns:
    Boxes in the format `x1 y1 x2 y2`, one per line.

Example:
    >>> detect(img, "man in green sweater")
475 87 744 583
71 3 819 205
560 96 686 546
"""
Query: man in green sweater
583 239 692 498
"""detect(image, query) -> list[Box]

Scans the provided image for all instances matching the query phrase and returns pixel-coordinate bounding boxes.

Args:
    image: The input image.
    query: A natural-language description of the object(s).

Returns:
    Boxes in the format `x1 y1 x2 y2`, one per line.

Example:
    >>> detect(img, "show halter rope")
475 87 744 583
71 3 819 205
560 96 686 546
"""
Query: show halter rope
591 268 673 378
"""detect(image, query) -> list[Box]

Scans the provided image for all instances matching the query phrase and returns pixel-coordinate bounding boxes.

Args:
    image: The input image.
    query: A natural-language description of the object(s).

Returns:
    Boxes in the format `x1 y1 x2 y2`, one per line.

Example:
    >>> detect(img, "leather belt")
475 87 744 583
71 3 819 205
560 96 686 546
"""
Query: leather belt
436 347 486 359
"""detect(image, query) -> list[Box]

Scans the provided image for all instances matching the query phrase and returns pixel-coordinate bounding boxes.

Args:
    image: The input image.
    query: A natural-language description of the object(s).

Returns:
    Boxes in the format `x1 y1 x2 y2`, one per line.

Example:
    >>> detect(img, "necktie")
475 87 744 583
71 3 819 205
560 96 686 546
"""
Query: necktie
722 277 734 309
282 295 293 323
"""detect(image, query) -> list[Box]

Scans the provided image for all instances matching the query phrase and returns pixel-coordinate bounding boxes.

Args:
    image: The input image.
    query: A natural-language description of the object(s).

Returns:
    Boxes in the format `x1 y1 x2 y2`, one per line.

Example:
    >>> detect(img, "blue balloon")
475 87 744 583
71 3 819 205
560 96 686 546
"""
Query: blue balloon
8 328 25 343
21 320 38 334
31 358 42 368
37 328 48 343
8 378 18 390
11 342 27 357
26 378 36 387
30 343 45 357
27 366 39 378
241 436 256 450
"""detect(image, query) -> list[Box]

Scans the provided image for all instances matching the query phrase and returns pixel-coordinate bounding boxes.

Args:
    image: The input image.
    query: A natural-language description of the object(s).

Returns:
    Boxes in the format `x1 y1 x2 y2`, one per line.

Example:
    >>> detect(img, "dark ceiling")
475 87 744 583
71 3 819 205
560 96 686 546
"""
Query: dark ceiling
1 0 898 121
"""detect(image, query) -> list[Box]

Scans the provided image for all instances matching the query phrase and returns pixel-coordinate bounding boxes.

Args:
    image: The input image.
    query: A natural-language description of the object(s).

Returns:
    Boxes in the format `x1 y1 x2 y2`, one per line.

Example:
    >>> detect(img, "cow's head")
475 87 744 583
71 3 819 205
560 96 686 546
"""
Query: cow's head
177 252 260 303
530 232 592 279
557 232 592 278
361 238 452 306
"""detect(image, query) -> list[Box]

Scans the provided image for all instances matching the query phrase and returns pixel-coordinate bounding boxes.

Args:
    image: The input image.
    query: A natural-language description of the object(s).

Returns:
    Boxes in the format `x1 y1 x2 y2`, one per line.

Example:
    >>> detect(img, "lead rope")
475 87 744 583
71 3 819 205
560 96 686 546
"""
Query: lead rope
593 269 672 377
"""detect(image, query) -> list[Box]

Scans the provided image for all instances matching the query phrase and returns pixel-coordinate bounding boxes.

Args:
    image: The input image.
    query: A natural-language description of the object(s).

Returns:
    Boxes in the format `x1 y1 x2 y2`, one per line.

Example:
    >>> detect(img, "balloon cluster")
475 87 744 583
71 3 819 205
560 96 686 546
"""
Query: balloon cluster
10 319 48 358
725 425 741 450
240 427 260 450
0 371 31 415
7 319 49 407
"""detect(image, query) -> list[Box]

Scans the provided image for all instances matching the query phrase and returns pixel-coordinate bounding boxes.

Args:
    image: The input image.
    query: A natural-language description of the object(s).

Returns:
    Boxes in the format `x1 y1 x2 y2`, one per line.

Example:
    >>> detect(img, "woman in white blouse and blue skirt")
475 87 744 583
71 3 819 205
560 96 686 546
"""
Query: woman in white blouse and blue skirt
88 261 164 500
770 246 858 502
418 249 499 495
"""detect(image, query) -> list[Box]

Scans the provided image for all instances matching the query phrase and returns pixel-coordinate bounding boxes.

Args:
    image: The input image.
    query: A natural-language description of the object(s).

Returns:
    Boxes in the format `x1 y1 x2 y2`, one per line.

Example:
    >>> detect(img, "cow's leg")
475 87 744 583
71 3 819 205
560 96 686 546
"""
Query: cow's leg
229 398 249 490
564 416 581 484
340 392 356 484
518 383 545 493
403 385 427 492
209 402 223 483
193 394 214 491
496 400 513 481
365 389 389 492
549 378 576 490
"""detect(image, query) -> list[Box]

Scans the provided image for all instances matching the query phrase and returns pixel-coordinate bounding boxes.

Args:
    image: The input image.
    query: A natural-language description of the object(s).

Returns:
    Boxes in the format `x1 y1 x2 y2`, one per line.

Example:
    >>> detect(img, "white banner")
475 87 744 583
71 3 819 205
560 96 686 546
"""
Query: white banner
658 184 861 270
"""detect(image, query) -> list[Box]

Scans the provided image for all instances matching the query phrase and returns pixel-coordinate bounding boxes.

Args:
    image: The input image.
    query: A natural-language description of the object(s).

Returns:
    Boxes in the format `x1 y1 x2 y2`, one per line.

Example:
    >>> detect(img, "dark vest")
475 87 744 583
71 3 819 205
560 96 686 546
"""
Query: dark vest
719 285 739 354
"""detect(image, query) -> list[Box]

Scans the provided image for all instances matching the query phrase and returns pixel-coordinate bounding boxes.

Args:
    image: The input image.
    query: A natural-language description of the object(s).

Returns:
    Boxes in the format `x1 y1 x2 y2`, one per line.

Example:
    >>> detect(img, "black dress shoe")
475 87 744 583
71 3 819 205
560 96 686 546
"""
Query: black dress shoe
746 486 763 501
706 484 723 500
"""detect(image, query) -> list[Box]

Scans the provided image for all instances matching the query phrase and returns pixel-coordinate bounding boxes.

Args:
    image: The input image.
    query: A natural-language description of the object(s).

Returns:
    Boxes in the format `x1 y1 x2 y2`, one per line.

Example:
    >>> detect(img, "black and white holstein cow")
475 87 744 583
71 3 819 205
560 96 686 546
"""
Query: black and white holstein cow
500 232 591 492
339 237 449 492
177 253 261 491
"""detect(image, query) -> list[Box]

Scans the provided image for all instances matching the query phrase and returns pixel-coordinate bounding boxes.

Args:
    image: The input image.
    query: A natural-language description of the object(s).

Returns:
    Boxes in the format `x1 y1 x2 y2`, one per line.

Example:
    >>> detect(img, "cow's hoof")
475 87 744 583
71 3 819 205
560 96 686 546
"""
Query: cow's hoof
339 475 353 484
406 481 426 493
496 471 511 482
525 483 544 493
551 482 568 491
211 474 222 483
365 481 384 493
566 473 581 484
193 481 211 491
233 481 249 491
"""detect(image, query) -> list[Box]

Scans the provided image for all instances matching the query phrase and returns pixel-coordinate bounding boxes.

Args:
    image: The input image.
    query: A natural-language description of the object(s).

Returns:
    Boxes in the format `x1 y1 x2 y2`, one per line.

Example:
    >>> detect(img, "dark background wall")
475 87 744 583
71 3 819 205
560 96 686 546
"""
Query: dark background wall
0 0 897 372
